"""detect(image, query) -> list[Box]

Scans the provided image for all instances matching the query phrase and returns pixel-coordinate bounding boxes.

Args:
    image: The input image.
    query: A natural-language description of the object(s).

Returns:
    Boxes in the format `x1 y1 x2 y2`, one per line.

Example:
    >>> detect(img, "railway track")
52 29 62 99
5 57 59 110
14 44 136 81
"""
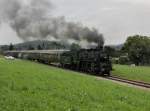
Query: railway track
107 76 150 88
51 64 150 89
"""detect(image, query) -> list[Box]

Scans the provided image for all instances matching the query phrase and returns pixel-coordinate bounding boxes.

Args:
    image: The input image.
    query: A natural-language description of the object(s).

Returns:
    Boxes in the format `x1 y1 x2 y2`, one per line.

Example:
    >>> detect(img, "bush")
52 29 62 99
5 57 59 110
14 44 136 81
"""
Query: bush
111 57 119 64
118 56 130 65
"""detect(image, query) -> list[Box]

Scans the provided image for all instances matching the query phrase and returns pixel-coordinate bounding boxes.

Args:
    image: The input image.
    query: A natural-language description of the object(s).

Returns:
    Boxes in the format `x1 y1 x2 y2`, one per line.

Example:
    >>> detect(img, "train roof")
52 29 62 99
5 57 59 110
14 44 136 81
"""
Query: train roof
5 50 70 54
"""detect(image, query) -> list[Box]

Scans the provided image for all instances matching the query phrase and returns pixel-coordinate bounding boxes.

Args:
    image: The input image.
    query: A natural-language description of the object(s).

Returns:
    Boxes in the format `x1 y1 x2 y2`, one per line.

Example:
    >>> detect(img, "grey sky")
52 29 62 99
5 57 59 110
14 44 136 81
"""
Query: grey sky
0 0 150 45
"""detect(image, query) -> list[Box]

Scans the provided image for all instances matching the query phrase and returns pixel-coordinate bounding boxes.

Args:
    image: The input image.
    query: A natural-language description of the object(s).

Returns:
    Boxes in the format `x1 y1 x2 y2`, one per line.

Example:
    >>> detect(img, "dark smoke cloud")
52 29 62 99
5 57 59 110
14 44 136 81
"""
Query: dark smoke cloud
0 0 104 47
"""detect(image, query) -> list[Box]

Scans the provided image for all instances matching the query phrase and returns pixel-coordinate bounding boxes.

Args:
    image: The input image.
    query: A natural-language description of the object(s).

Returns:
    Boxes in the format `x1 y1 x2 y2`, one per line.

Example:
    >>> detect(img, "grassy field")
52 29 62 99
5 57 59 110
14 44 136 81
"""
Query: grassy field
0 57 150 111
112 64 150 83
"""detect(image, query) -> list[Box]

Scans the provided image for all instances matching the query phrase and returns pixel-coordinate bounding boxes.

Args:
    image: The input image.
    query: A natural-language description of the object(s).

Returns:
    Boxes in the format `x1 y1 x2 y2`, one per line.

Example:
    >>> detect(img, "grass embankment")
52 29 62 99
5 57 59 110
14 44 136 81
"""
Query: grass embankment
112 64 150 83
0 57 150 111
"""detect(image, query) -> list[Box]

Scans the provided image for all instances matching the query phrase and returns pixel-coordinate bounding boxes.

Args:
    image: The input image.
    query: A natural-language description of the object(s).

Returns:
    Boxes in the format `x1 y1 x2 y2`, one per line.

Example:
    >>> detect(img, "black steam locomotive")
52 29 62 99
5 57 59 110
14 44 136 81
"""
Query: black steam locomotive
60 47 112 76
4 45 112 76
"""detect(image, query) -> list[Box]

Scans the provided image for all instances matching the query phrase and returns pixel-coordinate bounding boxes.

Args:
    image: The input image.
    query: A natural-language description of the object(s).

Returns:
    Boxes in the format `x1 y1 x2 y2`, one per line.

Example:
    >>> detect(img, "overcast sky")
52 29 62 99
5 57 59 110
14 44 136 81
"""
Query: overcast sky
0 0 150 45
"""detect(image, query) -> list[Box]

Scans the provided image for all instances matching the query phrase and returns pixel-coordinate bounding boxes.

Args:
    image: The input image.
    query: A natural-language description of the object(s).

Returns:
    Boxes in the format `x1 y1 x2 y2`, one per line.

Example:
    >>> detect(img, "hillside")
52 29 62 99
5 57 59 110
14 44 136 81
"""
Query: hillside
0 40 70 51
0 56 150 111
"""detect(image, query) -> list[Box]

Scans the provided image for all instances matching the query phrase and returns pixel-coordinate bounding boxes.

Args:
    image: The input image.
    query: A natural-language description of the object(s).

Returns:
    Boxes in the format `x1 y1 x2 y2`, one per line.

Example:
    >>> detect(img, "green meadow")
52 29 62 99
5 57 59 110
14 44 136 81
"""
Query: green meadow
0 57 150 111
112 64 150 83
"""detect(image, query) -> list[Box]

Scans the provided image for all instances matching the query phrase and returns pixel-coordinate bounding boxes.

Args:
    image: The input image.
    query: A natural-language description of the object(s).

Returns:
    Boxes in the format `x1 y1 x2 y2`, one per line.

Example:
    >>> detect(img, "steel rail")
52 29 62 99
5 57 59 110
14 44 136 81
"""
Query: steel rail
107 76 150 88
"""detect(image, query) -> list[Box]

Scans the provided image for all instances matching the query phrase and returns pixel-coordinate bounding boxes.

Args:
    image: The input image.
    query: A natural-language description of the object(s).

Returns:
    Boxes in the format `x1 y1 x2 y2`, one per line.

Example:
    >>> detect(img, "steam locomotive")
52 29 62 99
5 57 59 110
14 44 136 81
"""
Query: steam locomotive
4 46 112 76
60 47 112 76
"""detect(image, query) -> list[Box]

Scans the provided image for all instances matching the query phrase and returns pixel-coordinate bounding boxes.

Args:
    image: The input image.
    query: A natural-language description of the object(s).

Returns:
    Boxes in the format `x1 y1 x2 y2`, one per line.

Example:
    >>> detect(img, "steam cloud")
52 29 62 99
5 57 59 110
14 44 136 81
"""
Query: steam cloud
0 0 104 48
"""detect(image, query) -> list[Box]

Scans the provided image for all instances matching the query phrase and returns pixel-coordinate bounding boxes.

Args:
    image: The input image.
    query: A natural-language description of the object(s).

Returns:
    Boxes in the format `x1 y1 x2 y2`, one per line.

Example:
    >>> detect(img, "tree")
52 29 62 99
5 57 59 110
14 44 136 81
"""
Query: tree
42 43 45 49
28 45 34 50
9 43 14 50
122 35 150 65
37 45 42 50
70 43 81 51
104 46 116 57
0 45 9 51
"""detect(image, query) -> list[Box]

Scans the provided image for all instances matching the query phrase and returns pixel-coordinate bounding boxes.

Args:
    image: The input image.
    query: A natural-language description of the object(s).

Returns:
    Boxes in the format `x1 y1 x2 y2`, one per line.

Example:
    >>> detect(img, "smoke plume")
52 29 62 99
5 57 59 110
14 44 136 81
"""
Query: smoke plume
0 0 104 48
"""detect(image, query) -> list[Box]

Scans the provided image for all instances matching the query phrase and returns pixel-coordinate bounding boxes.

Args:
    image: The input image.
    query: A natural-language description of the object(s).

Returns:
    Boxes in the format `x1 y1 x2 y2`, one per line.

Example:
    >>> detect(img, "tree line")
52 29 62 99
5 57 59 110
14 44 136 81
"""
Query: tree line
104 35 150 66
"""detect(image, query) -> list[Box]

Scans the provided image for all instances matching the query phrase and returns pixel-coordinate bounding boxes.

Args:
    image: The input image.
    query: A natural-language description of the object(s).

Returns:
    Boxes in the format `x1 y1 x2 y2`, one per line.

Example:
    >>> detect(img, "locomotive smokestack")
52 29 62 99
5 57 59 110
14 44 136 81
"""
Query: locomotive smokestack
96 34 104 49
